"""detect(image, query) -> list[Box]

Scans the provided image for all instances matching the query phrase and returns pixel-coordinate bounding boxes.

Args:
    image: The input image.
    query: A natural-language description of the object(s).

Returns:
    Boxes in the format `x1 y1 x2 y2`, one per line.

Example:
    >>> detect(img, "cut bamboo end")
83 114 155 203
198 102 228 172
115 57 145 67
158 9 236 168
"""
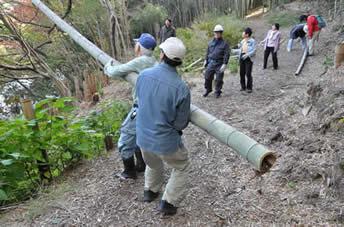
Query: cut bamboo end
259 152 277 173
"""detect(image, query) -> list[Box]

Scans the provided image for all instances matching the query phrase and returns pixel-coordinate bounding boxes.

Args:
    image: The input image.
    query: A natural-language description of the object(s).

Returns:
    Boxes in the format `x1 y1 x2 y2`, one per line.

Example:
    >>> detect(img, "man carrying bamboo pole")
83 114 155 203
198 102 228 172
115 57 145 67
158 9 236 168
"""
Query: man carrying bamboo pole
104 33 157 180
136 37 190 216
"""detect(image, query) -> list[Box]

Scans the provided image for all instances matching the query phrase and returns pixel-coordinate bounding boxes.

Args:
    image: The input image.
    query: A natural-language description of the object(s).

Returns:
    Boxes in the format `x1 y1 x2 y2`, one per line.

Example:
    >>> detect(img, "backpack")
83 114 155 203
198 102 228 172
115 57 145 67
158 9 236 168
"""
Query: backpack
316 15 327 28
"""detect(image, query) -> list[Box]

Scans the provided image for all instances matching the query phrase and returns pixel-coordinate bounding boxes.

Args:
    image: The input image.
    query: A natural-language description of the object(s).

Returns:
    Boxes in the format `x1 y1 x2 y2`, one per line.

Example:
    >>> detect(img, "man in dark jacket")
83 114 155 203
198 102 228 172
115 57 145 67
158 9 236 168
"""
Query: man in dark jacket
287 24 307 52
159 19 176 43
203 24 230 98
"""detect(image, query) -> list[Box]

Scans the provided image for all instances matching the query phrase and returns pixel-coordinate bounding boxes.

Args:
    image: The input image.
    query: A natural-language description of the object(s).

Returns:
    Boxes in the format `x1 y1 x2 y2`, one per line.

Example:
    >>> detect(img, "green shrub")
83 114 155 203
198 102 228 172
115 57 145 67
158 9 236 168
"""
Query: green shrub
266 11 299 27
177 14 246 71
229 57 239 74
177 27 208 69
195 15 246 46
0 98 128 205
130 3 167 38
323 56 334 67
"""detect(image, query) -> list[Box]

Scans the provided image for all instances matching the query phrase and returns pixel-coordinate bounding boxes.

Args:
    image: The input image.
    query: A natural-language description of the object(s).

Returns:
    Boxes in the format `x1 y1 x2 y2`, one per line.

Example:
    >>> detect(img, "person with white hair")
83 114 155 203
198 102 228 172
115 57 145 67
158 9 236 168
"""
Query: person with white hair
104 33 157 180
135 37 190 216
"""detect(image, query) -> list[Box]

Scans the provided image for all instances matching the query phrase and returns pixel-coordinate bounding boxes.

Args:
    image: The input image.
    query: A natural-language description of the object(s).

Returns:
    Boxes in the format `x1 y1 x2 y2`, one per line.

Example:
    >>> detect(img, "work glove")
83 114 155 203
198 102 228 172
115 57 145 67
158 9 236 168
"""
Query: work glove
203 60 208 68
219 64 227 73
242 54 249 60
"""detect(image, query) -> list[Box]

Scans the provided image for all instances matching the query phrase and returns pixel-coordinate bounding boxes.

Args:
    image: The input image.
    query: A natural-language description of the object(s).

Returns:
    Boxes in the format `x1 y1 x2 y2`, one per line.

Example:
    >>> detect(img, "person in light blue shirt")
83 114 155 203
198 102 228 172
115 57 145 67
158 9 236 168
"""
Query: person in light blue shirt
104 33 157 180
135 37 190 216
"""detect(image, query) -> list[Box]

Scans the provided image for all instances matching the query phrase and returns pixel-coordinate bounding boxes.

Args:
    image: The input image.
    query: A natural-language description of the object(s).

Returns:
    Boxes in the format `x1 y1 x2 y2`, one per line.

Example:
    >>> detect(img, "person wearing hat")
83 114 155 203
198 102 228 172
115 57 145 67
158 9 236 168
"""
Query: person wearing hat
203 24 230 98
135 37 190 216
104 33 157 180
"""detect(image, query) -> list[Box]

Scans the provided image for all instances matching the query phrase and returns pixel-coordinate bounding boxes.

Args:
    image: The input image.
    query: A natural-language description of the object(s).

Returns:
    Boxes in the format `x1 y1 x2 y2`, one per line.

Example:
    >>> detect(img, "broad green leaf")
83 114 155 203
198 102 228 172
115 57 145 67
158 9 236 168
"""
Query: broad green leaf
0 189 8 201
1 159 14 166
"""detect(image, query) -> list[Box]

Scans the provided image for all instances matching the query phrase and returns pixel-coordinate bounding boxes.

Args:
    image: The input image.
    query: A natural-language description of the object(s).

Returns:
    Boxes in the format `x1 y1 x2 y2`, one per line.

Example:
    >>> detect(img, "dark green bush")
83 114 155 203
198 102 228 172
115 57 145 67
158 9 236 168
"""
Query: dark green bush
130 3 167 38
0 98 128 205
177 14 246 71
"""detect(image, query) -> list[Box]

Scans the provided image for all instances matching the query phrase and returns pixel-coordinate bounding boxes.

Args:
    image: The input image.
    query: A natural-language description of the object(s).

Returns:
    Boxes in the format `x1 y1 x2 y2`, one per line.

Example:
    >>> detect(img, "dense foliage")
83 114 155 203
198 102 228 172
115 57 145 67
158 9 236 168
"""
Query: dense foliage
177 15 247 72
130 3 167 38
0 97 129 205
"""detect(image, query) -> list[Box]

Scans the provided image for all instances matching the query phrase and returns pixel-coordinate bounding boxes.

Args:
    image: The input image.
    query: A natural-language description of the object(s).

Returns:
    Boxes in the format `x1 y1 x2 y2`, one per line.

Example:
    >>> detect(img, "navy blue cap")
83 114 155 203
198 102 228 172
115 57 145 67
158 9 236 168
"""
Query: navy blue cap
134 33 157 50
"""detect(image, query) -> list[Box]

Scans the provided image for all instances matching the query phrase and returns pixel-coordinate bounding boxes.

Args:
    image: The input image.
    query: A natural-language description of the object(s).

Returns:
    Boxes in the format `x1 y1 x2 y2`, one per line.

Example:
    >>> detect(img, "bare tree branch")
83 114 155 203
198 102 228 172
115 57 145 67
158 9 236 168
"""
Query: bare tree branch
6 12 51 29
48 0 73 34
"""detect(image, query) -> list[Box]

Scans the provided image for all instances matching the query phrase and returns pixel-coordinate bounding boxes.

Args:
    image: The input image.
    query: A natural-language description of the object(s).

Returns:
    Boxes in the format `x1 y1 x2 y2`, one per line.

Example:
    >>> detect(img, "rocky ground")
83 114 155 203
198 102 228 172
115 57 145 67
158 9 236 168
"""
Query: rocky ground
1 2 344 226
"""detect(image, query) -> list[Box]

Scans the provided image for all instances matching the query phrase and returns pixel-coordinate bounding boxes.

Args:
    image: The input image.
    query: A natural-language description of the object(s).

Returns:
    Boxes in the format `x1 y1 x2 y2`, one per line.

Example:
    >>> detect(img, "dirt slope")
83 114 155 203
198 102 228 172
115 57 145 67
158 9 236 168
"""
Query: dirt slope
1 3 344 226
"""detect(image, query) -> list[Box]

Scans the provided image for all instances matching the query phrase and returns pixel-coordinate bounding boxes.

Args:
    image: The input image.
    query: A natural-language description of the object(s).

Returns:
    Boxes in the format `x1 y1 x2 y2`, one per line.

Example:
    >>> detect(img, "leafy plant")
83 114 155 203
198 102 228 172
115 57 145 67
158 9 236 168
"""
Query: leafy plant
0 97 128 205
323 56 334 68
229 57 239 74
130 3 168 38
176 14 247 71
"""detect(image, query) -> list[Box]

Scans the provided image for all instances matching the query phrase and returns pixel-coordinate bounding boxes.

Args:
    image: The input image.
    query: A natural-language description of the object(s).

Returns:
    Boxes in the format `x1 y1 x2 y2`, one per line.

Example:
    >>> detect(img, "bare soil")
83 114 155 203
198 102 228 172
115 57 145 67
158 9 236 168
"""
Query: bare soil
1 2 344 226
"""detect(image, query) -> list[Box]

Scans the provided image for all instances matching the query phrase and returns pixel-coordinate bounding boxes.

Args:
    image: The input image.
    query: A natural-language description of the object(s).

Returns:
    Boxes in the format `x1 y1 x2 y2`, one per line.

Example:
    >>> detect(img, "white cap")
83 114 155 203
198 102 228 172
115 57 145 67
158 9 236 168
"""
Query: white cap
159 37 186 62
214 24 224 32
303 25 308 33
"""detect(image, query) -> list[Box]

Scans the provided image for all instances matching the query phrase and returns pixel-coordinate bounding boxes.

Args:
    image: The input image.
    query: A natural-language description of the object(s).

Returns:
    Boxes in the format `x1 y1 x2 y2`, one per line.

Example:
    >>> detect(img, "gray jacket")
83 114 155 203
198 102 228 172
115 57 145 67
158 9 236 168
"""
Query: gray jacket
159 25 176 43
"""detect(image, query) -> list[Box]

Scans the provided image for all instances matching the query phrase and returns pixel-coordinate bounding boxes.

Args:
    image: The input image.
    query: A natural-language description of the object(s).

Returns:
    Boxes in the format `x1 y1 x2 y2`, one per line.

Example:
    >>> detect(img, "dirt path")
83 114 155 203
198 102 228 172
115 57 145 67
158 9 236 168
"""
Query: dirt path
1 6 344 226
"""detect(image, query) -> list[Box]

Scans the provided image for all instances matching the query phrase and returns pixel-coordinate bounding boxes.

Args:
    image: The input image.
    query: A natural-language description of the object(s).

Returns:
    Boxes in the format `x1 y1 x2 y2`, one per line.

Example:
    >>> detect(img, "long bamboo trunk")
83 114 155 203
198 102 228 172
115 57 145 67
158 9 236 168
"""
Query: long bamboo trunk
32 0 276 172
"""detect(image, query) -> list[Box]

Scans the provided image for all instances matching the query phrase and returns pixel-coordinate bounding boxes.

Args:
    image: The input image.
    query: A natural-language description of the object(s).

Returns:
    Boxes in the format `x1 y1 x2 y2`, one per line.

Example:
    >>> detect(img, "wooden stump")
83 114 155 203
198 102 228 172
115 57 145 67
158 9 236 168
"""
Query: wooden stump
335 42 344 69
104 135 114 151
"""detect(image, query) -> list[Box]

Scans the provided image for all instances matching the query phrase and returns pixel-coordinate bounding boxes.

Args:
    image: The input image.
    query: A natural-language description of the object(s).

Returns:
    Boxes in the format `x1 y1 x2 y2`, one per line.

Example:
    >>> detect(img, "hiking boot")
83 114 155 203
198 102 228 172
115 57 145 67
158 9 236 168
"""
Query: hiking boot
119 157 137 180
159 200 177 216
203 90 212 97
215 92 221 98
240 88 246 92
247 89 253 94
135 150 146 173
143 190 159 203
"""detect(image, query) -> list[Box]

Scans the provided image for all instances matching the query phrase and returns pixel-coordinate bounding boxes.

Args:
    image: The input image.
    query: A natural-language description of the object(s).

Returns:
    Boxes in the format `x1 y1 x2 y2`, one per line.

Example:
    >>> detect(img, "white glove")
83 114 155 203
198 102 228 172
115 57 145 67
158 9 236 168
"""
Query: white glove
219 64 227 73
203 60 207 68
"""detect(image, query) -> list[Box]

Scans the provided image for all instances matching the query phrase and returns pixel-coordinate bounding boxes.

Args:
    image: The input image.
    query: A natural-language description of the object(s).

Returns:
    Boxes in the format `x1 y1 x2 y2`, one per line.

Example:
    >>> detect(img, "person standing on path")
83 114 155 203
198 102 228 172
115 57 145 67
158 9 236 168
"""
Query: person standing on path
135 37 190 216
159 18 176 43
236 27 256 93
104 33 157 180
203 24 230 98
261 23 281 70
287 23 307 52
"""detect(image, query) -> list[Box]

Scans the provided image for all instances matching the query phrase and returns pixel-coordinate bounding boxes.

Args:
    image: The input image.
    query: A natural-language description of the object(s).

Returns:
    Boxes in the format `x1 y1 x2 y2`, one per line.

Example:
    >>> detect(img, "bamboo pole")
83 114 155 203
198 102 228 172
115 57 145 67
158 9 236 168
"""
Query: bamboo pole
295 47 308 76
335 42 344 69
32 0 276 172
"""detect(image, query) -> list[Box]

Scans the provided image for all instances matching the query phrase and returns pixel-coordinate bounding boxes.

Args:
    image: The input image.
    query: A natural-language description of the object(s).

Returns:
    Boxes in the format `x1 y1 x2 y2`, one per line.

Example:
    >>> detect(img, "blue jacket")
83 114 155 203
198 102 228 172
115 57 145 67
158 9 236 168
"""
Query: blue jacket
135 63 191 154
233 38 257 62
205 38 230 66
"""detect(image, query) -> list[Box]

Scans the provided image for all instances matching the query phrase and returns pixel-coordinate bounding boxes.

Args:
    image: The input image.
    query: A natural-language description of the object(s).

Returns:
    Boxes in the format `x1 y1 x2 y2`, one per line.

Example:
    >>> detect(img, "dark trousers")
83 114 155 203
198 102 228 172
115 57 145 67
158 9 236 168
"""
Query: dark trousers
204 64 224 94
239 57 253 90
264 47 278 69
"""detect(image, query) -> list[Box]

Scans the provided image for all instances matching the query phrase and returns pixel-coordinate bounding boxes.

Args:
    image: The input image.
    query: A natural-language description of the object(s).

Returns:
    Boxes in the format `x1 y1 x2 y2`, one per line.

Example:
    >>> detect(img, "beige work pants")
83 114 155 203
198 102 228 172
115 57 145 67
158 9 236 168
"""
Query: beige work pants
142 144 190 206
308 30 320 56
